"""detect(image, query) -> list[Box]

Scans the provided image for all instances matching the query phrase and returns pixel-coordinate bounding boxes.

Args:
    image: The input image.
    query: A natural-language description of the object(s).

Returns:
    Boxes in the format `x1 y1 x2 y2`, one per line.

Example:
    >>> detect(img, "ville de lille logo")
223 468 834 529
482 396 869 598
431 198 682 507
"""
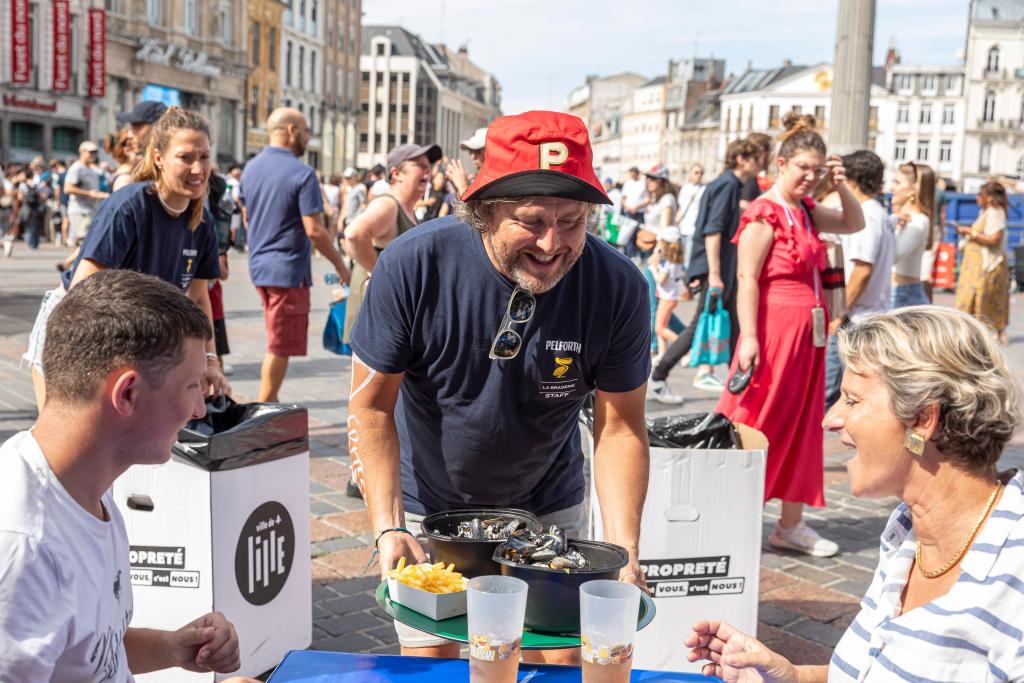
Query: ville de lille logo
234 501 294 606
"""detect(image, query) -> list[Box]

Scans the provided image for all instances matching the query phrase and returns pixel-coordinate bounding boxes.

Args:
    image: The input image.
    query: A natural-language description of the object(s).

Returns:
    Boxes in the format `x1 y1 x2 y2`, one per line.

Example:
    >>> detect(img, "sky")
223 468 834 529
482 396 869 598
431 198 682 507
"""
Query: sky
363 0 971 115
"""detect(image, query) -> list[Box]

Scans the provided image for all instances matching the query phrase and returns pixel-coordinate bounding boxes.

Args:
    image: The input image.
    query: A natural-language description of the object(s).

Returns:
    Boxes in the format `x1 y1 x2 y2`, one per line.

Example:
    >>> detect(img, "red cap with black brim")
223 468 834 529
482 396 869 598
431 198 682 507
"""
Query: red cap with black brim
463 111 611 205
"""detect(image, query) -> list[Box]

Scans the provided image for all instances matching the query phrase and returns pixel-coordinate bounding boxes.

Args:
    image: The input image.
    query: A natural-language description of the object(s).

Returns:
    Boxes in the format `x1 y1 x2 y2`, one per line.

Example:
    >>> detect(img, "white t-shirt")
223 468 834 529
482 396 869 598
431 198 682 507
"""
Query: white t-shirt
621 178 648 213
322 183 341 212
65 160 102 215
0 431 134 682
645 193 678 232
676 183 705 236
839 198 896 322
891 212 930 279
370 179 391 198
654 260 685 300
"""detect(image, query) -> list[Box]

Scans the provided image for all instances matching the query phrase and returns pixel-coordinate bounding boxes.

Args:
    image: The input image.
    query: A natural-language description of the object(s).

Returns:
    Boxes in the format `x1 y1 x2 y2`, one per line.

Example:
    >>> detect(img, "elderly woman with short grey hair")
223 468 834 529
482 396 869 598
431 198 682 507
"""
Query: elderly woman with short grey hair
687 306 1024 682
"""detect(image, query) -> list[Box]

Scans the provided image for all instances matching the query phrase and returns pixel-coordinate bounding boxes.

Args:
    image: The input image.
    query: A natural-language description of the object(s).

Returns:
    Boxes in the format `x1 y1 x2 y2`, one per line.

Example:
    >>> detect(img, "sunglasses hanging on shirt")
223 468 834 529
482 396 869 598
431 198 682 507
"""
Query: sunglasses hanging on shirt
488 287 536 360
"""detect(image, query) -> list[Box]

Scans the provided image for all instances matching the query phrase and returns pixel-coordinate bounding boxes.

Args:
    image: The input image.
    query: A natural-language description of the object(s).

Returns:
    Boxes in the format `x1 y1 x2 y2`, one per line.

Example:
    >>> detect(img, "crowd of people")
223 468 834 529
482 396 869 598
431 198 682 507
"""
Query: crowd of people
2 98 1022 681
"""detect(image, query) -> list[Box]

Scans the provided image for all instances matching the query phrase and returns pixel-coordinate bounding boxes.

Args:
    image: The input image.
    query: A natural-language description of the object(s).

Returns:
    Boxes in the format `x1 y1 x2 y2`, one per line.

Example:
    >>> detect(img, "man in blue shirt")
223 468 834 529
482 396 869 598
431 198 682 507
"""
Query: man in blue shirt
349 111 651 662
239 108 349 402
648 138 763 403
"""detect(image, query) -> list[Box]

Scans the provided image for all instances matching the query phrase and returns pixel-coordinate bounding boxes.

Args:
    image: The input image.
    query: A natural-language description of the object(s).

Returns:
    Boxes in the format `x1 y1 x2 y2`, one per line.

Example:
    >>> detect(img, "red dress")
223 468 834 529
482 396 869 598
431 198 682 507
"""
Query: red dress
715 196 827 507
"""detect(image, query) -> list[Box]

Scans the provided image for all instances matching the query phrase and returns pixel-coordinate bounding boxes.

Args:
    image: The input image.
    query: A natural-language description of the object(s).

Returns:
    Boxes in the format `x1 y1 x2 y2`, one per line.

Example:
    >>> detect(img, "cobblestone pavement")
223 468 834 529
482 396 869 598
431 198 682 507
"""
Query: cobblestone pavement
3 243 1024 670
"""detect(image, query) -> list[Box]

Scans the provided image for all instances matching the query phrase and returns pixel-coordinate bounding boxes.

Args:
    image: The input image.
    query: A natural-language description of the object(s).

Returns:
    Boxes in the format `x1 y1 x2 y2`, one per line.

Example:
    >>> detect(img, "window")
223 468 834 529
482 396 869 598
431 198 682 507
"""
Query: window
219 2 230 45
52 127 81 153
980 141 992 171
942 103 955 125
916 143 929 162
184 0 196 36
251 22 260 66
105 0 122 11
986 45 999 73
283 0 291 26
983 91 996 122
11 122 42 149
310 0 318 35
768 105 779 128
791 105 802 115
309 108 315 134
814 105 825 125
747 107 753 130
250 86 259 126
897 103 909 124
147 0 162 25
268 28 276 70
920 105 932 125
285 41 293 86
944 74 961 94
298 0 306 30
869 105 878 129
939 140 952 163
376 42 386 56
298 46 305 89
921 75 936 92
266 90 275 120
311 51 317 94
896 74 912 91
894 138 907 161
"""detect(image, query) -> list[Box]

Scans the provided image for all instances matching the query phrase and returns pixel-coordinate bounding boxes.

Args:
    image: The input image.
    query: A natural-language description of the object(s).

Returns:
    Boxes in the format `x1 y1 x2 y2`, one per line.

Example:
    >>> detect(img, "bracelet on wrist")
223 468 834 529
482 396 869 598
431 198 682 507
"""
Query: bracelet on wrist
205 352 219 364
375 527 413 549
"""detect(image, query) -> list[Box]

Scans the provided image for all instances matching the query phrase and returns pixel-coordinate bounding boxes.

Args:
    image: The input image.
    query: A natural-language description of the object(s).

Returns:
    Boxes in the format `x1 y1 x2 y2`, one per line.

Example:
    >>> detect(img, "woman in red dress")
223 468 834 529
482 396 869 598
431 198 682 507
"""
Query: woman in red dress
716 114 864 557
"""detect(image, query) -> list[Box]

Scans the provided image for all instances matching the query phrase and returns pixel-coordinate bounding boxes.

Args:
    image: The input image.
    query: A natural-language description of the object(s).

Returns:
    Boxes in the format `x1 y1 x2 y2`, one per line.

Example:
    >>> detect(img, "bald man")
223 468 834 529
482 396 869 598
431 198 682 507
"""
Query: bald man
239 108 350 402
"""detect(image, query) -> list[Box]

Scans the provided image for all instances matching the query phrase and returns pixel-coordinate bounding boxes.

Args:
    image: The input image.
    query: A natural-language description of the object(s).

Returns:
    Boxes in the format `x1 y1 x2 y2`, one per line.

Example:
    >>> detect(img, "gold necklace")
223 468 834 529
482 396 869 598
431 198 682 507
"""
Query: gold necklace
915 482 1002 579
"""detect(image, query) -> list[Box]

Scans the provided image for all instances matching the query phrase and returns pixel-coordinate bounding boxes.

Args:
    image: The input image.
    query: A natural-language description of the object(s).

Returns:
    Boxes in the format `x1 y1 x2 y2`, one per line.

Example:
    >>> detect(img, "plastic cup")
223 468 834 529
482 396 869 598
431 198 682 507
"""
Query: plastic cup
467 575 528 683
579 580 642 683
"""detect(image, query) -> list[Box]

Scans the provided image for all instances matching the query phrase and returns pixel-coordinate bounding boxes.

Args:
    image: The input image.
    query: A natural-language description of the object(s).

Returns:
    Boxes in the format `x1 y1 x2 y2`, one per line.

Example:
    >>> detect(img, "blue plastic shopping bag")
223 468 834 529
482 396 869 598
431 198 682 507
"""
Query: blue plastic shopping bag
322 300 351 356
688 289 731 366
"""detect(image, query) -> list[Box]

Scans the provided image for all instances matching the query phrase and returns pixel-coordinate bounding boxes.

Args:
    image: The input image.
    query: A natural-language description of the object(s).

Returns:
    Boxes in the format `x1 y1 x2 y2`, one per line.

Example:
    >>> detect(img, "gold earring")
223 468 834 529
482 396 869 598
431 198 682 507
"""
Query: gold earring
904 429 925 456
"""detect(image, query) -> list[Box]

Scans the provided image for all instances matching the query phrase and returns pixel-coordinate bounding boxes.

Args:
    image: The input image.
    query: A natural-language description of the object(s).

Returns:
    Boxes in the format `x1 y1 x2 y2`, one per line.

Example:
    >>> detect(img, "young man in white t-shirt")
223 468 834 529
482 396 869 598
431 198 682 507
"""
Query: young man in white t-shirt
824 150 895 409
0 270 256 683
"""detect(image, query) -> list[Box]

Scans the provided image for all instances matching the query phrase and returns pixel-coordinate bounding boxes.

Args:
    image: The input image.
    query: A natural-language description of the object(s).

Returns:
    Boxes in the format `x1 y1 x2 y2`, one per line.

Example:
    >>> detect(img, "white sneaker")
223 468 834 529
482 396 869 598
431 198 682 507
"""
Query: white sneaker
769 521 839 557
2 239 12 258
693 372 725 392
648 379 685 405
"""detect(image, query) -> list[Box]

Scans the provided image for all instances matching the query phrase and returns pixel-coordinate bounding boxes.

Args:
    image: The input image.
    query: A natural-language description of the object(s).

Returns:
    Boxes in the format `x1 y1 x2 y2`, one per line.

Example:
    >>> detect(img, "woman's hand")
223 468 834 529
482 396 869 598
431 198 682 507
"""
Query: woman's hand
956 225 972 237
203 361 231 397
445 159 469 197
737 337 759 373
825 155 846 192
685 620 799 683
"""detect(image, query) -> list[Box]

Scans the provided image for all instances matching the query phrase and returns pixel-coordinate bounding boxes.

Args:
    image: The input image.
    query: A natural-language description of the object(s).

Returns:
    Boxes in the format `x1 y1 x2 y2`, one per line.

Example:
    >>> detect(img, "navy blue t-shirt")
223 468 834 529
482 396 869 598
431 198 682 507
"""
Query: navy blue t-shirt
685 170 744 291
62 182 219 291
350 217 651 516
239 146 324 288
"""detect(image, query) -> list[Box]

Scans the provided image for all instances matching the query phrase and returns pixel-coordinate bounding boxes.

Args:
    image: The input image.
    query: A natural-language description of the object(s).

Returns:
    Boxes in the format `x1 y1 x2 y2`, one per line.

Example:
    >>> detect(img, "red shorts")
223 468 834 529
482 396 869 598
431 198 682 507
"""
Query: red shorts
257 286 310 357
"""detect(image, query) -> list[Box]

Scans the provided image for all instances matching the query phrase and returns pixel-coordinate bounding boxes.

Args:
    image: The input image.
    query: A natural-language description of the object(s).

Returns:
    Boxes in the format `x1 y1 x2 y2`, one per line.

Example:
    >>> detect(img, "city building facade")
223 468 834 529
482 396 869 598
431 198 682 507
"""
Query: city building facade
961 0 1024 190
101 0 250 166
279 0 326 169
246 0 288 158
1 0 104 162
320 0 361 175
357 26 501 169
620 76 667 174
567 71 646 182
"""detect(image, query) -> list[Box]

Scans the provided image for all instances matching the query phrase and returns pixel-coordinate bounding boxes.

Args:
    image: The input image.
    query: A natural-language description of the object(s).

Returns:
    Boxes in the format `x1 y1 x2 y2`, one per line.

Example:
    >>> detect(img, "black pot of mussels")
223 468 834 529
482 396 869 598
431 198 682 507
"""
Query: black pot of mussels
420 508 543 578
493 526 629 634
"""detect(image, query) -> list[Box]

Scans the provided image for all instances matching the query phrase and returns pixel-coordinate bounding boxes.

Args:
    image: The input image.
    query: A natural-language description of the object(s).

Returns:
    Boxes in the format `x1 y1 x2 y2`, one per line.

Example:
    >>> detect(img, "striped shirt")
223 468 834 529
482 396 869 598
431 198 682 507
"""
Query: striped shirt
830 470 1024 682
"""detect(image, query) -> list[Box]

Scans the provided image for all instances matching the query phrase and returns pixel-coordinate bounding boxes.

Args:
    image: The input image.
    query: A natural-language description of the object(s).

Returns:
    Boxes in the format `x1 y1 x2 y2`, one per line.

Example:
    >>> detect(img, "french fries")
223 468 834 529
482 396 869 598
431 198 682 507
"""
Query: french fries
388 557 466 594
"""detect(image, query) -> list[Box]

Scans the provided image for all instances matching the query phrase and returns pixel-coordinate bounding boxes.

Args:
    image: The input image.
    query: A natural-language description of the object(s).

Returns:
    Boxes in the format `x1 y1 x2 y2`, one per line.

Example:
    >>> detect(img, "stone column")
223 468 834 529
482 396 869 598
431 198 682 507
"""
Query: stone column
829 0 876 155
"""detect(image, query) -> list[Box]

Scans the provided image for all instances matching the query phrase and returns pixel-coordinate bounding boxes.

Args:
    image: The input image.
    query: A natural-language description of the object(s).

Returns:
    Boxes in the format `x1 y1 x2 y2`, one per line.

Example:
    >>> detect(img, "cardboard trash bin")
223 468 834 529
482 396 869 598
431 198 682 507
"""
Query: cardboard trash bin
113 398 312 682
589 416 766 673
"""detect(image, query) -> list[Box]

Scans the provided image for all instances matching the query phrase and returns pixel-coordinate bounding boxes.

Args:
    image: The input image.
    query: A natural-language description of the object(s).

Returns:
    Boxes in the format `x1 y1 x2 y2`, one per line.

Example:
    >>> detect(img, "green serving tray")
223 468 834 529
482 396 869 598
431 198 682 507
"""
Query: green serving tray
375 580 656 650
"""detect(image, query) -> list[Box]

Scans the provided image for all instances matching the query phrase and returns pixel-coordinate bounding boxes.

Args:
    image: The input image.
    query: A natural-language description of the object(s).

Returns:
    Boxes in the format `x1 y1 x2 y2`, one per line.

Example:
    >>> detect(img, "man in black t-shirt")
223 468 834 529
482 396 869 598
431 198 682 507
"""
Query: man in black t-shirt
348 111 651 663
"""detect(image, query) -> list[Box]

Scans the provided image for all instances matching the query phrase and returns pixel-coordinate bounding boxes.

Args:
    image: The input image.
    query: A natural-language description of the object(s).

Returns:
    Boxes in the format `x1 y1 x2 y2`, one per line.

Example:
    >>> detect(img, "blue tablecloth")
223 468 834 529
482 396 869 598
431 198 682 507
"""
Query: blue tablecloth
267 651 722 682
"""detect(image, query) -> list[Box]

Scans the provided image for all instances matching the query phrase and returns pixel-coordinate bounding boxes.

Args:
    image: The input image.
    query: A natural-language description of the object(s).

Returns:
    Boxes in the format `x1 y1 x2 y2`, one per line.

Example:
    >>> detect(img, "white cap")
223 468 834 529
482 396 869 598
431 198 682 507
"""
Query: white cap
342 166 357 178
658 226 682 243
459 127 488 151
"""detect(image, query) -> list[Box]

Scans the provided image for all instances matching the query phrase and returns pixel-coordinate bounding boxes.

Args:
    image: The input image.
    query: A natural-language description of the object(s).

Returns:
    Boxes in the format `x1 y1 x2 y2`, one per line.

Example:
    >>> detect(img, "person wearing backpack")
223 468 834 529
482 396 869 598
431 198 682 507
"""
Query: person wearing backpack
15 158 50 250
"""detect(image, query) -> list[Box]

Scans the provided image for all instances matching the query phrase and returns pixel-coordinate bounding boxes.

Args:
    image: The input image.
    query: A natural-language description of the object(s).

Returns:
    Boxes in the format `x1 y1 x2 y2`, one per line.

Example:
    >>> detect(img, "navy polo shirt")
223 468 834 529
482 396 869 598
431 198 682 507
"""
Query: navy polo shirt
350 217 651 516
239 146 323 288
685 170 744 291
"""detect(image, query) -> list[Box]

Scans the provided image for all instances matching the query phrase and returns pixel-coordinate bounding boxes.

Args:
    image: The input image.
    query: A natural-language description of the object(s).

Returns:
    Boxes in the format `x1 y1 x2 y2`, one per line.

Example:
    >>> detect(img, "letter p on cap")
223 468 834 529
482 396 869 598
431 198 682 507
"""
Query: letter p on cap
539 141 569 170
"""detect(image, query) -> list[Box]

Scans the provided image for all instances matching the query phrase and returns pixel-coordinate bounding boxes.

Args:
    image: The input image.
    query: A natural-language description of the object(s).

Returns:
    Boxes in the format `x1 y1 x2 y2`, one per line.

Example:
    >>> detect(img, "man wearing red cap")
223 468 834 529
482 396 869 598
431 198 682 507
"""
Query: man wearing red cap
347 111 651 662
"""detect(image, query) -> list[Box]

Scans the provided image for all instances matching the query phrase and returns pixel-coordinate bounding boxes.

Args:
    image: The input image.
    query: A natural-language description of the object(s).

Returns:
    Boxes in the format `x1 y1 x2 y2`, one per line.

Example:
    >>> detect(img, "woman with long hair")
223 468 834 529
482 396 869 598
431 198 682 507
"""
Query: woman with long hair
889 161 935 308
24 107 229 408
956 180 1011 344
108 127 141 193
714 113 864 556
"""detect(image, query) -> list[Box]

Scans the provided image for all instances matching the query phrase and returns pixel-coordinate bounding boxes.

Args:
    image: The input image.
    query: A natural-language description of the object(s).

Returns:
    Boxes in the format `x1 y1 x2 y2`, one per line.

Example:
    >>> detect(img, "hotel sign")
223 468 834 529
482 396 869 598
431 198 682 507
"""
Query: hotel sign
135 37 223 79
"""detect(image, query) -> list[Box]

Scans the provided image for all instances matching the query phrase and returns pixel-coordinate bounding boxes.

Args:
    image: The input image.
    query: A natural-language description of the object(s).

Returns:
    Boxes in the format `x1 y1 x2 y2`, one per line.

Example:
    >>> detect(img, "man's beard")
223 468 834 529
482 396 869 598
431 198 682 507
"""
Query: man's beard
485 231 585 294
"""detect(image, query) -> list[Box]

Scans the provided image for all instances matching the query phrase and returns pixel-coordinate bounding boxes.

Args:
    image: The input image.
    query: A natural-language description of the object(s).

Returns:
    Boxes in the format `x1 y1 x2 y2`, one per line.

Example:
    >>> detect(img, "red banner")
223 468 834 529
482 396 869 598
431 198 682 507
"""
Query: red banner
11 0 30 84
52 0 70 91
87 8 105 97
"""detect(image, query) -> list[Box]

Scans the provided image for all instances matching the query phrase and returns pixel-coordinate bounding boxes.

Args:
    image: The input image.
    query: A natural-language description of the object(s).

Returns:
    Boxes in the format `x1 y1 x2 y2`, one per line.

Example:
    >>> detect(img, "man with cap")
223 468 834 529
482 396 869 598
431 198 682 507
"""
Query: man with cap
63 141 108 246
341 142 440 347
238 107 350 402
116 100 168 152
347 111 651 663
340 166 366 229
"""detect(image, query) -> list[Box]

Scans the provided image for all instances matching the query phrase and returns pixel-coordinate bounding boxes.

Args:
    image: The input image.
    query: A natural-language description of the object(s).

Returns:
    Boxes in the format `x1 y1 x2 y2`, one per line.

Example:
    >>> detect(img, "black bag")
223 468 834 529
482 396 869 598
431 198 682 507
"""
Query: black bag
172 396 308 471
646 412 740 449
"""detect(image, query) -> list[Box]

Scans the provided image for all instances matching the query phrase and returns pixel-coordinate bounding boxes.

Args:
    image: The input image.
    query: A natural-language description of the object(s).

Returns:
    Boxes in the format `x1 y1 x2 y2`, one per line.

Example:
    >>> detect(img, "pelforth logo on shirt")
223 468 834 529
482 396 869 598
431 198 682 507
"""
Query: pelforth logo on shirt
234 501 294 605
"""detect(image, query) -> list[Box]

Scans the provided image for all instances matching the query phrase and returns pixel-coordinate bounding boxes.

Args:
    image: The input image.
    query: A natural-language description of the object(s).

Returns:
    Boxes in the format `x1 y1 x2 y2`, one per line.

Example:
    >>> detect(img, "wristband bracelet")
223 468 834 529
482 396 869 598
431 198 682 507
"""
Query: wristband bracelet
375 527 413 549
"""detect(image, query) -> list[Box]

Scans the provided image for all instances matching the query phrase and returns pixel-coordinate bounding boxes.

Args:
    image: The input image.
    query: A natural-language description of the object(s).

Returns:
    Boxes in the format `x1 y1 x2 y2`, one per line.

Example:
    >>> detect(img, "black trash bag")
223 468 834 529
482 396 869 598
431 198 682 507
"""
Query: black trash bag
646 412 740 449
172 395 308 471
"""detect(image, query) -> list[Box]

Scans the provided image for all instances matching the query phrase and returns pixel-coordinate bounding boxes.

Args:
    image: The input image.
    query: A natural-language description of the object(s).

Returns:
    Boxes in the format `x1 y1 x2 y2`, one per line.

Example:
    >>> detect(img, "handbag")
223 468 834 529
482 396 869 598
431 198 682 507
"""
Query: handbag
635 228 657 252
687 289 731 367
322 299 351 356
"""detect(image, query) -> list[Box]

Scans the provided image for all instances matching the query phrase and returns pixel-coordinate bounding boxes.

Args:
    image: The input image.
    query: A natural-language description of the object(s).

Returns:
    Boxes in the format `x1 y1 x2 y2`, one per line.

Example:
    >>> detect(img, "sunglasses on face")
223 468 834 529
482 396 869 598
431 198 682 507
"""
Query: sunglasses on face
789 162 828 180
488 287 536 360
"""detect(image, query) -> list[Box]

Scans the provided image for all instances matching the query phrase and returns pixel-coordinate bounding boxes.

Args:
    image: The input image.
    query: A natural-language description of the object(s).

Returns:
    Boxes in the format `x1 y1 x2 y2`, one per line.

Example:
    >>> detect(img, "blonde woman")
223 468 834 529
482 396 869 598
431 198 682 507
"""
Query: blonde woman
24 107 229 408
689 307 1024 682
889 161 935 308
956 181 1011 344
